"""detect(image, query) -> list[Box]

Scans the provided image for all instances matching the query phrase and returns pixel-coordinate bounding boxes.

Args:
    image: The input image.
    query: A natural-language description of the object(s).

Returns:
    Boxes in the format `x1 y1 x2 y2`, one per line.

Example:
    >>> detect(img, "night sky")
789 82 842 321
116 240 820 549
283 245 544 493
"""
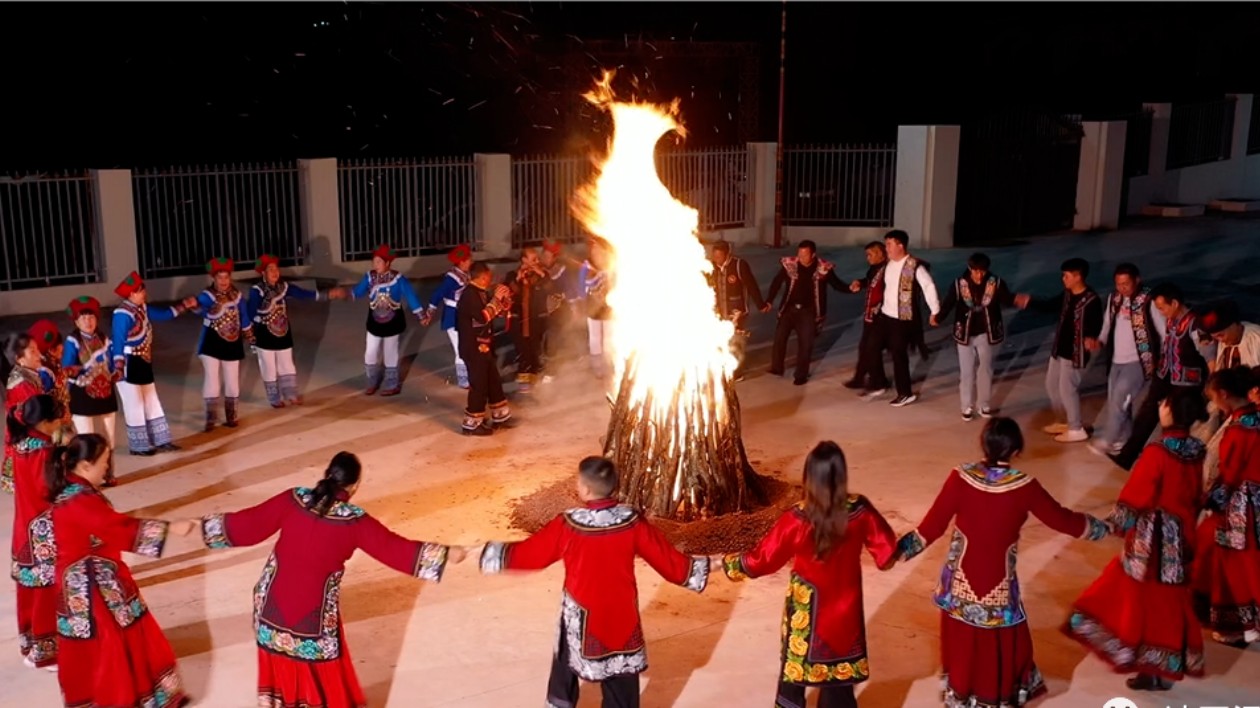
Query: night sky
1 2 1257 171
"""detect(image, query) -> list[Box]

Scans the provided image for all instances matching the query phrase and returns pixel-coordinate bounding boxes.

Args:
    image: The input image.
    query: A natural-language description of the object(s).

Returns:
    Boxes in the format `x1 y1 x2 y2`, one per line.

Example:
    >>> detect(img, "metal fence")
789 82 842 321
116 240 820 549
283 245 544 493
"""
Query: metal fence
510 146 749 248
0 171 101 291
132 163 303 279
1166 98 1236 170
1123 108 1154 178
338 157 477 261
783 144 897 226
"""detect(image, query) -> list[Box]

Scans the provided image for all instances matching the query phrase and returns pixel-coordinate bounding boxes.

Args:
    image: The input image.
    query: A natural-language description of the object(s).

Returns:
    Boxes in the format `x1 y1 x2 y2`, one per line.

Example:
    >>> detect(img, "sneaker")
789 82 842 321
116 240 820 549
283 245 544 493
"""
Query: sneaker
1087 440 1110 457
962 408 975 422
890 394 918 407
979 407 993 418
841 378 865 390
1055 428 1089 443
1043 422 1069 435
860 388 888 401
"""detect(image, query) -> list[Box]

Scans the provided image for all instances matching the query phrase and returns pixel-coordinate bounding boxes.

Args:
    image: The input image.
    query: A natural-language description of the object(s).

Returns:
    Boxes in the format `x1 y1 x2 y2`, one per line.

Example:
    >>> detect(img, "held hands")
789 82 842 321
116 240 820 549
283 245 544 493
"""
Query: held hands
929 314 939 328
419 311 433 327
325 287 347 302
169 519 198 537
760 303 772 313
1013 293 1031 309
1085 337 1102 352
181 296 200 310
849 280 861 293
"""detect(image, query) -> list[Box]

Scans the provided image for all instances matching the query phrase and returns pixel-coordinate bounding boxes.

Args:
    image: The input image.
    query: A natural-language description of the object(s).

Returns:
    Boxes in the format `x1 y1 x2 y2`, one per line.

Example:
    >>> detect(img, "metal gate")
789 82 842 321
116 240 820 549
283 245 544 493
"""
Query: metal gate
953 110 1084 244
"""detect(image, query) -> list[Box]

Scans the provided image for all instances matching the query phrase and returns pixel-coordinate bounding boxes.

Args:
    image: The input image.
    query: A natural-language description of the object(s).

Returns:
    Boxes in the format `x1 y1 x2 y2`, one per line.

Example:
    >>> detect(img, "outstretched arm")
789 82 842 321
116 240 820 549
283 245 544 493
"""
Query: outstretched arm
201 490 294 550
355 515 452 582
636 521 709 592
723 509 800 581
479 515 567 575
1028 479 1109 540
896 472 962 561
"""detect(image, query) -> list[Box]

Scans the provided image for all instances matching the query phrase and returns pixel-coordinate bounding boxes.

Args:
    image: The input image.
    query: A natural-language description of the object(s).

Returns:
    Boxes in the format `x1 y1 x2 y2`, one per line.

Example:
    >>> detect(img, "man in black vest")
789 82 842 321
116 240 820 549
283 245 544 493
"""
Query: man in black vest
859 230 941 407
932 252 1022 421
842 241 888 391
764 240 848 385
708 240 767 381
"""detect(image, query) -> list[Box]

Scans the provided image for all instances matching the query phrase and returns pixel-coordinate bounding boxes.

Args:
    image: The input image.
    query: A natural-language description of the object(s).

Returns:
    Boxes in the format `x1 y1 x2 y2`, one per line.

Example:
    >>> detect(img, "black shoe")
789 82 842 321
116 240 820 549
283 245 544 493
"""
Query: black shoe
156 443 182 453
841 378 864 390
129 449 156 457
1124 674 1172 691
1106 452 1132 471
793 377 808 386
890 394 918 407
462 424 493 437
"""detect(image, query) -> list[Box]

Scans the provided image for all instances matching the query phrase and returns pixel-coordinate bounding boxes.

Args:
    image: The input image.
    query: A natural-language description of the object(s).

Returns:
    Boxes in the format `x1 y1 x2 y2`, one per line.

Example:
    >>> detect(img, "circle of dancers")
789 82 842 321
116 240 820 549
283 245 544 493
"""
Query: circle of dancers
4 229 1260 707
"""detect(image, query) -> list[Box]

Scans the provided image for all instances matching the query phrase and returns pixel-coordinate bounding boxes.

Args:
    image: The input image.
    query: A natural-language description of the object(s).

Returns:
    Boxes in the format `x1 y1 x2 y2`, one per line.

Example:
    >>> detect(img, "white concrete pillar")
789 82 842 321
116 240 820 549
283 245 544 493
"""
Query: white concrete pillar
298 158 342 267
475 153 513 258
746 142 778 246
90 169 140 286
893 125 960 250
1074 121 1128 231
1227 94 1253 161
1143 103 1173 177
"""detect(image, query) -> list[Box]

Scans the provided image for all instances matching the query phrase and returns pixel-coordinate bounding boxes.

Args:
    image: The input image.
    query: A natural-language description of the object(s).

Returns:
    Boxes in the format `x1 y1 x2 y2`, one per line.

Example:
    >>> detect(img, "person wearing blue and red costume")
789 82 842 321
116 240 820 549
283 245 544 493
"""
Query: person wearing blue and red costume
247 253 340 408
191 257 253 432
420 244 473 390
345 244 424 396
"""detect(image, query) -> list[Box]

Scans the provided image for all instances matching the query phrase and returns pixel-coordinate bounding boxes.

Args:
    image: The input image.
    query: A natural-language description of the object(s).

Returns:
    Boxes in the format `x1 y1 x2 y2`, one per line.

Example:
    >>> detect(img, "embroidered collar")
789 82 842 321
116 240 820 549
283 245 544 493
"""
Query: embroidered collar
54 476 102 506
1160 432 1205 461
565 502 638 530
16 433 51 454
956 461 1032 492
292 487 366 519
1230 405 1259 429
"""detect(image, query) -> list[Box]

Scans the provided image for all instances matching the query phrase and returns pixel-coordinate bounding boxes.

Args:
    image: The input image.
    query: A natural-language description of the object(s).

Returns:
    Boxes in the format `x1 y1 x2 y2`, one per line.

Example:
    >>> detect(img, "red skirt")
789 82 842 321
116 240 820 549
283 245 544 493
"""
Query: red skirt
15 584 58 667
57 592 185 708
257 637 366 708
1192 515 1260 636
1067 558 1204 680
940 613 1046 708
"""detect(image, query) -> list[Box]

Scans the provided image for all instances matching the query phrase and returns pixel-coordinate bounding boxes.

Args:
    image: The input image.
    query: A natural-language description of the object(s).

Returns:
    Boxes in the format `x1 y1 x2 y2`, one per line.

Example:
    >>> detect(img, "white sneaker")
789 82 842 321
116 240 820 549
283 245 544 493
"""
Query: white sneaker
1043 422 1069 435
1055 428 1089 443
979 407 993 418
1087 440 1110 457
861 388 888 401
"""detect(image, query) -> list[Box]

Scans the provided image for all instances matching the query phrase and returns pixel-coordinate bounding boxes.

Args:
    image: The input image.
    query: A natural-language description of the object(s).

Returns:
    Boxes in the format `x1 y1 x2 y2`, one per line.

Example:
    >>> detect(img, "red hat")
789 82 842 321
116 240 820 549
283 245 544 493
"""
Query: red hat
254 254 280 273
114 271 144 298
542 239 562 255
373 244 397 262
206 257 234 275
28 319 62 354
67 295 101 319
447 244 472 265
1197 300 1240 335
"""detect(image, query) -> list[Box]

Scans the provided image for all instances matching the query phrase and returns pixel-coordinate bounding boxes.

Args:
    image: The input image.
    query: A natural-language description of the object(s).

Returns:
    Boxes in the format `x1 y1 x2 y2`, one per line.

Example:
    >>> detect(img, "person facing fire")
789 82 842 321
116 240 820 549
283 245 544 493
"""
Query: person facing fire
540 238 580 365
579 237 616 380
456 261 514 436
26 319 74 444
708 239 766 381
764 239 849 386
421 244 474 390
191 257 253 432
506 246 561 393
345 244 425 397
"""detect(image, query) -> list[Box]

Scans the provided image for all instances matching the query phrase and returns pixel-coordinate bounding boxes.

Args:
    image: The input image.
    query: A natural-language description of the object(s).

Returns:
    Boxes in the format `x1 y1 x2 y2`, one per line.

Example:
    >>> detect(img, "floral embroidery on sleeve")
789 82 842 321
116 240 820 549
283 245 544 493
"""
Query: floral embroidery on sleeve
132 519 169 558
682 556 709 593
896 530 927 560
201 513 230 549
722 553 750 581
479 541 507 575
413 542 449 582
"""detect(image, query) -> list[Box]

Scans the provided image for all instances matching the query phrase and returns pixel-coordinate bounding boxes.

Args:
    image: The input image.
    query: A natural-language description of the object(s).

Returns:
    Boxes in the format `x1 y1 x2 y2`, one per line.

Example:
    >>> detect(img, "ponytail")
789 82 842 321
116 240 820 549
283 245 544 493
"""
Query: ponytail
8 394 57 443
307 451 363 515
45 433 110 502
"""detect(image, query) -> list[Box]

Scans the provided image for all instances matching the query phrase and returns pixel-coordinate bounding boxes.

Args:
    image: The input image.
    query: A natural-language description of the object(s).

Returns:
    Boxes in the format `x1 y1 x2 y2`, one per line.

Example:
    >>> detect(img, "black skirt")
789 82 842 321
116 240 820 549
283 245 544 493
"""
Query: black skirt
69 381 118 416
198 327 246 361
365 309 406 338
124 355 155 385
254 324 294 351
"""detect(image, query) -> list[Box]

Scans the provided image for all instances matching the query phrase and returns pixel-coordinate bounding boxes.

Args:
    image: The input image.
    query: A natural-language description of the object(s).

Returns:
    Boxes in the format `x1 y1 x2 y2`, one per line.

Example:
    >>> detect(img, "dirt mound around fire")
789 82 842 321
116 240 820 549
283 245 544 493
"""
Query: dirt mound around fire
507 473 801 555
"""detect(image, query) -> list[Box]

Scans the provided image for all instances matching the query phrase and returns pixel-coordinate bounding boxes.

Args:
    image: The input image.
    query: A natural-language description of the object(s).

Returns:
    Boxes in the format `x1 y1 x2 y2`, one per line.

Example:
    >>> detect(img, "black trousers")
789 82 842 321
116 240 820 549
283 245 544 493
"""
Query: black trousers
465 353 506 415
869 314 917 397
546 625 640 708
776 681 858 708
771 306 817 383
513 317 547 375
852 322 888 390
1115 375 1198 468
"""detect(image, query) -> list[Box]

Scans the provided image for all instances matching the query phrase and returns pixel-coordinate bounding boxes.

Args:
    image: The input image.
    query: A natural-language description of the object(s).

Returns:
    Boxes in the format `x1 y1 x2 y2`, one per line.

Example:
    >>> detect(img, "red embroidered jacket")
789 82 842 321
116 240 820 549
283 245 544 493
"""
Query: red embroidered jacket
2 366 43 495
1203 405 1260 550
722 497 897 685
479 498 708 680
898 463 1108 627
200 487 450 662
11 432 55 588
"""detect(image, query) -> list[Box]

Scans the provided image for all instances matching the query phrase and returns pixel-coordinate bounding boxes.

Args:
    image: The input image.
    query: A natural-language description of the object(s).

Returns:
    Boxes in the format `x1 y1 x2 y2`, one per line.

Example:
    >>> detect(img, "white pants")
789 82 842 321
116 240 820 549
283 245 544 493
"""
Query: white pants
587 318 614 357
116 381 165 427
199 355 241 399
72 414 116 449
365 333 401 367
256 347 297 382
446 328 465 369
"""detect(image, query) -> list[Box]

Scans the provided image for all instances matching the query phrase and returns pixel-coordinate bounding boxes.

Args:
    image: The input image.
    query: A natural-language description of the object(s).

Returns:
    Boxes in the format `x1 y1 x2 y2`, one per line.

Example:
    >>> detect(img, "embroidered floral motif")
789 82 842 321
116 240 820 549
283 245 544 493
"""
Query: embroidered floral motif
932 530 1026 628
253 554 344 661
20 631 57 666
1082 515 1110 541
413 542 449 582
954 275 1002 344
201 513 231 549
896 530 927 561
1122 511 1186 584
1068 611 1204 677
683 556 709 592
1110 289 1157 378
560 590 646 681
895 255 919 320
1161 435 1206 461
565 504 638 530
132 519 169 558
254 281 291 337
57 557 148 639
1205 599 1259 634
1 456 13 494
291 487 367 520
118 301 155 363
779 574 870 684
723 553 750 581
1107 503 1138 534
1216 481 1260 551
12 510 56 587
956 462 1033 493
201 287 243 341
367 270 403 322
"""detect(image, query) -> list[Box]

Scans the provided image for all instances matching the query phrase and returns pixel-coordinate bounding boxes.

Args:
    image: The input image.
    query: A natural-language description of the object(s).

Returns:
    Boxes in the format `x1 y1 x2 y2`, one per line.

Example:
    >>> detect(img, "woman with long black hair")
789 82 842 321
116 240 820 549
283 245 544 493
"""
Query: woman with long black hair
719 441 899 708
191 450 466 708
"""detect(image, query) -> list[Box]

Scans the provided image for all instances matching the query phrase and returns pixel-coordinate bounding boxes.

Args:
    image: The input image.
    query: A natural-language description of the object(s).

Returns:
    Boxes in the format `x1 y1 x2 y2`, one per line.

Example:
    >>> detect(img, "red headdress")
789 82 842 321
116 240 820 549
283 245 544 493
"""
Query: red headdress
447 244 472 265
542 239 562 255
114 271 144 298
207 257 234 275
28 319 62 354
254 254 280 273
373 244 397 262
67 295 101 319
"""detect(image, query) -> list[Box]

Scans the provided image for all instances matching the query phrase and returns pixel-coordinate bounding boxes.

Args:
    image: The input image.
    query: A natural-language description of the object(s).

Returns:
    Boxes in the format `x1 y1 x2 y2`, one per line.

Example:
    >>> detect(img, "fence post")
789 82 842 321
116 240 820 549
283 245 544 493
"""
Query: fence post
89 169 140 287
747 142 778 246
1227 94 1253 162
1143 103 1173 178
475 153 513 258
1074 121 1128 231
298 158 342 268
894 126 959 250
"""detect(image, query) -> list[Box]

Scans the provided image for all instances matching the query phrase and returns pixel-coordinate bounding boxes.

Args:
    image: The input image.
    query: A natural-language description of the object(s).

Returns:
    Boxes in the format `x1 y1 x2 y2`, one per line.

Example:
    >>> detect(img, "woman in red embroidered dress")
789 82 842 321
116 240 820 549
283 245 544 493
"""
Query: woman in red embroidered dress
9 395 62 670
1193 366 1260 647
1067 390 1208 691
895 417 1109 708
721 441 898 708
192 451 464 708
49 433 193 707
3 333 46 494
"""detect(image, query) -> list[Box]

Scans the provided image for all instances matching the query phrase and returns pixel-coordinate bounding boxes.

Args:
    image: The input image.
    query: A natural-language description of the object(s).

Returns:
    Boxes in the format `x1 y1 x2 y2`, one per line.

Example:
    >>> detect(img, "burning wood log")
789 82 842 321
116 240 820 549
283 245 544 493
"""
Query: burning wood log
603 353 765 521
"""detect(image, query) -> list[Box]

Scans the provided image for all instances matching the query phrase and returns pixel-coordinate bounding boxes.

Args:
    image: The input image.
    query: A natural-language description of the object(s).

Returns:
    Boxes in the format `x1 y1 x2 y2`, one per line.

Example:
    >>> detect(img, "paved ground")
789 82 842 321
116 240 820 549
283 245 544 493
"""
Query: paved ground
3 213 1259 707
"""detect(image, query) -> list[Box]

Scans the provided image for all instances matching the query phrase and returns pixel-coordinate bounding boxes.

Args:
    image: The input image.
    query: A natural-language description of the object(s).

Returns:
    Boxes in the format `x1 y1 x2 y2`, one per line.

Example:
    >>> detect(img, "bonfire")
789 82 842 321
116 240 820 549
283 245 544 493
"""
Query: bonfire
573 71 763 521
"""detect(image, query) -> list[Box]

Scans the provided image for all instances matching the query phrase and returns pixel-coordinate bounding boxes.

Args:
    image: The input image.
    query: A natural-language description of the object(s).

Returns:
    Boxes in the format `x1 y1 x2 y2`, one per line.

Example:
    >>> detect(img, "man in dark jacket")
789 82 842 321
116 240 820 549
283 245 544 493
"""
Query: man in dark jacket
708 240 767 381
